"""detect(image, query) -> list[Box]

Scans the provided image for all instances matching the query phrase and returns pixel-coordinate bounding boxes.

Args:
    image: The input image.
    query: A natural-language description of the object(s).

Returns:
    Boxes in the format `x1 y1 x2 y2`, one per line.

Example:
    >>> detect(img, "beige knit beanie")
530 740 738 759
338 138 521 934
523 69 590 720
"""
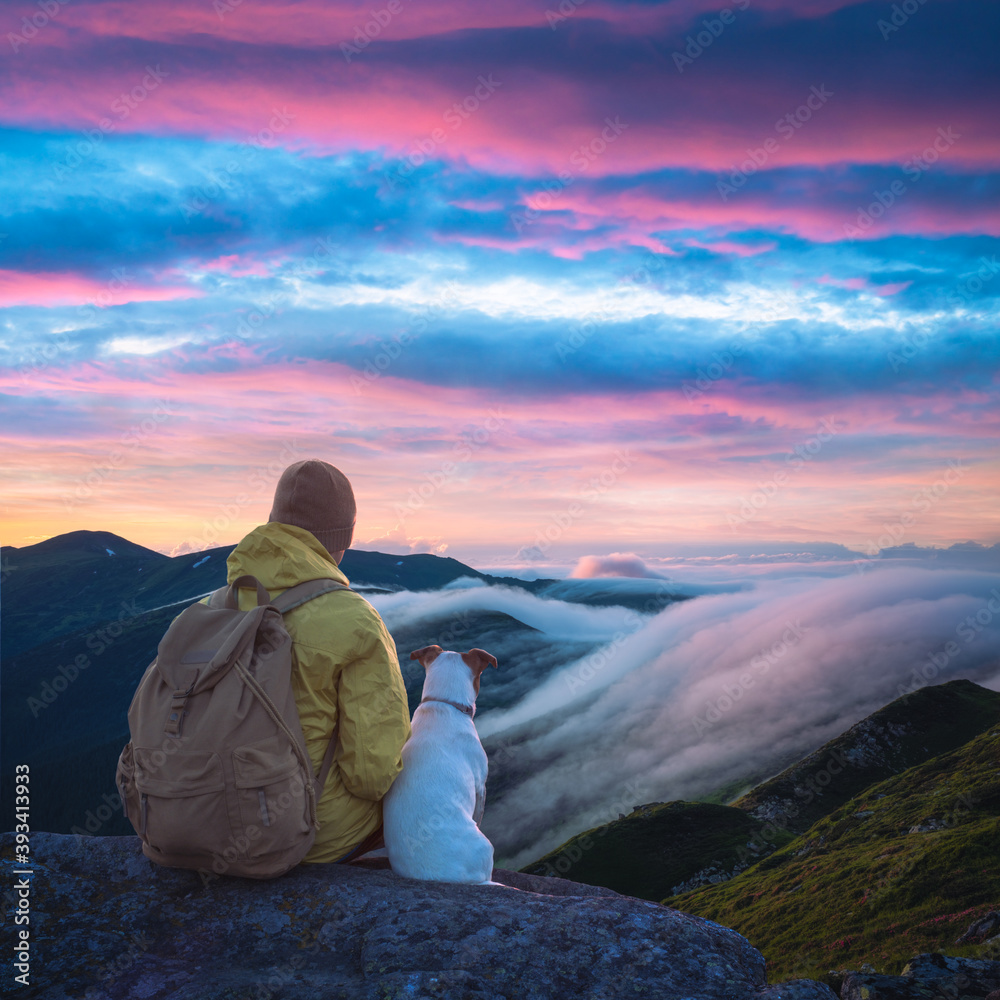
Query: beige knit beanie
269 460 356 553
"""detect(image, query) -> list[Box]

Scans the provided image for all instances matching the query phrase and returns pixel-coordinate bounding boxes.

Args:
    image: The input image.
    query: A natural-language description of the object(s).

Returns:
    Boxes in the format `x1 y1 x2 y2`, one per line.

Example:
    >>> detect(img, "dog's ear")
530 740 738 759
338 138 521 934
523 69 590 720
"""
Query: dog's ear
410 645 443 668
461 648 498 676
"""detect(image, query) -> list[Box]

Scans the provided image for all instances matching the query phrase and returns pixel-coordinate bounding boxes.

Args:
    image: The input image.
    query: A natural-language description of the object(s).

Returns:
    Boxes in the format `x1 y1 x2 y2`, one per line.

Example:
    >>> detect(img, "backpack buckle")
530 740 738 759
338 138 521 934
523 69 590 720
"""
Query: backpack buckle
164 683 195 737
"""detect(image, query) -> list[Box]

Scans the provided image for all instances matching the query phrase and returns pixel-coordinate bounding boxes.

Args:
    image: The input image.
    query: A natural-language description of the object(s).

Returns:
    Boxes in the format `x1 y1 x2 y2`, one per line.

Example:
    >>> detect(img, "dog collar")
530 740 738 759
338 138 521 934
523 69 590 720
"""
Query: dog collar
420 697 475 719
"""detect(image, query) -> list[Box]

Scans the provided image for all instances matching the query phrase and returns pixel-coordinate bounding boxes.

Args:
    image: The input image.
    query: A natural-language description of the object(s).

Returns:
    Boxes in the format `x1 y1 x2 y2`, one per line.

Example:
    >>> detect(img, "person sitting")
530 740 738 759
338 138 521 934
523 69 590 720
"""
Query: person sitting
224 458 410 862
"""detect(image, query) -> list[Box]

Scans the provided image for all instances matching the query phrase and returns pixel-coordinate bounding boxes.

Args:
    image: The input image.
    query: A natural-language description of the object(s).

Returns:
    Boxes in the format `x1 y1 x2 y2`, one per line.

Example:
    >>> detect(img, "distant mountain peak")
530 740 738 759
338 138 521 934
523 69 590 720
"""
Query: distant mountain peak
9 530 166 562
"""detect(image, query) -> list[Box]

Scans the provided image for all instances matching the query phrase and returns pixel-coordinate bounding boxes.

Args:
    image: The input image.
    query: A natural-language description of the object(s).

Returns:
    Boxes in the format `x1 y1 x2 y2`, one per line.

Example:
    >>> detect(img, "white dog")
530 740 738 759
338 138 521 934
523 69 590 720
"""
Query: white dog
383 645 498 884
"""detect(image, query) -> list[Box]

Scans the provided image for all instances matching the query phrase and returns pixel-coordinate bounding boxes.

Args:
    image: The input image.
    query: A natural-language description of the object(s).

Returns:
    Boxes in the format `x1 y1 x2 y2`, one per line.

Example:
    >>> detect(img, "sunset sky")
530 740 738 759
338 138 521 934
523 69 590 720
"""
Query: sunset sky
2 0 998 568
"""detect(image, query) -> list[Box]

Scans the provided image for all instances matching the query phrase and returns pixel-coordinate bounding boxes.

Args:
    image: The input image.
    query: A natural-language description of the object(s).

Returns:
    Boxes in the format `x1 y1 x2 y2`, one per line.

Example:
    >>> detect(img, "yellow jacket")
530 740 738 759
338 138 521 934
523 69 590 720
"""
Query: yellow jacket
224 521 411 862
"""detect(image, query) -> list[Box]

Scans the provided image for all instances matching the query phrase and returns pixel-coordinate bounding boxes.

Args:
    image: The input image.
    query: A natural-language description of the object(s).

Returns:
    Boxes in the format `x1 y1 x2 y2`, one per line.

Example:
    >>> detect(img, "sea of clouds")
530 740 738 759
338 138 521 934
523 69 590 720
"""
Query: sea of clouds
369 544 1000 868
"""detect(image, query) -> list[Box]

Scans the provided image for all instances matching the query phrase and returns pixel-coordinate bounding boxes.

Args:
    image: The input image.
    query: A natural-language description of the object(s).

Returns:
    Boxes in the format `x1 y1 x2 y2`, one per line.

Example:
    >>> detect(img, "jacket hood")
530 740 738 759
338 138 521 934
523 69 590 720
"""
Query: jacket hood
226 522 349 592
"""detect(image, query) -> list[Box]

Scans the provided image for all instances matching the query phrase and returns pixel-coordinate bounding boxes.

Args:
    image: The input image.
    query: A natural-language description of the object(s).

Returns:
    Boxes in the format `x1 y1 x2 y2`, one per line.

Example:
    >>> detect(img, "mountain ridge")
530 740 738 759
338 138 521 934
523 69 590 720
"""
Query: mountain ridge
0 529 570 837
521 679 1000 897
0 528 554 660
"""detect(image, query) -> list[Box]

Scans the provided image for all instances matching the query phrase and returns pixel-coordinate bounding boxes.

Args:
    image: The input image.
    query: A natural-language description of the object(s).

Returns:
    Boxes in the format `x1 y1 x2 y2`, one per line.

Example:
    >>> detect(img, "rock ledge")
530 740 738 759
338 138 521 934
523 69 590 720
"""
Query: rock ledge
2 832 838 1000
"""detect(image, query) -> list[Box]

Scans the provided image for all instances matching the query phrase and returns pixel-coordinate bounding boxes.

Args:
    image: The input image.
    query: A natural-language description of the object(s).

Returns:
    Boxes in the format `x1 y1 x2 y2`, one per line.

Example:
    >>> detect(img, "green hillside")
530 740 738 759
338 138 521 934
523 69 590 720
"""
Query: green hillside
665 725 1000 984
520 680 1000 899
522 800 798 900
732 677 1000 833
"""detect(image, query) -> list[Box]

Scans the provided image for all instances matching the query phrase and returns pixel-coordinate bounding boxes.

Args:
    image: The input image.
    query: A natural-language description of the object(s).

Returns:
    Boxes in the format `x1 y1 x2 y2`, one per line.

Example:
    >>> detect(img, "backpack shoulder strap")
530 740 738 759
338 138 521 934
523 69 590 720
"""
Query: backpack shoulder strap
206 574 272 610
207 577 347 613
270 577 350 795
272 578 350 614
207 585 229 609
209 575 349 793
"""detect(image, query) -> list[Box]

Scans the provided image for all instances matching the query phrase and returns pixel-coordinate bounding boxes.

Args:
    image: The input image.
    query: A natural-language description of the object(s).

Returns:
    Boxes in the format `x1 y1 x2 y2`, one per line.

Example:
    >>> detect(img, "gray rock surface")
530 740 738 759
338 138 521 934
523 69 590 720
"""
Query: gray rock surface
840 951 1000 999
756 983 844 1000
958 912 1000 945
902 952 1000 995
1 832 838 1000
839 971 934 999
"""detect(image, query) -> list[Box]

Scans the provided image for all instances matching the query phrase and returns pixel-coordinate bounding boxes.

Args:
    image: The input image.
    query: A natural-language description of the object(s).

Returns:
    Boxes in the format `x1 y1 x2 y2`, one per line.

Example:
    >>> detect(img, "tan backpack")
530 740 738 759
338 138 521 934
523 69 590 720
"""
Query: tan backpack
115 574 348 880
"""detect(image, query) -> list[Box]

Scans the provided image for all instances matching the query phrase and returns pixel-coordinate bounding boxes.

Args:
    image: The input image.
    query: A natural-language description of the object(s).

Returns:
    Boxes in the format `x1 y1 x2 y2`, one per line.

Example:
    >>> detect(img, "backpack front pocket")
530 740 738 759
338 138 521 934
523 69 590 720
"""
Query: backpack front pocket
233 734 312 856
133 748 228 858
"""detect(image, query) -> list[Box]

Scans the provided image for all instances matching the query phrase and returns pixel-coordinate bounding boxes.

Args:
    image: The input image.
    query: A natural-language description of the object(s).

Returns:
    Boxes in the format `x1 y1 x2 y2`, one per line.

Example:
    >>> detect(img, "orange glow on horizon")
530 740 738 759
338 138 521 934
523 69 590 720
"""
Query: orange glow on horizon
3 357 998 560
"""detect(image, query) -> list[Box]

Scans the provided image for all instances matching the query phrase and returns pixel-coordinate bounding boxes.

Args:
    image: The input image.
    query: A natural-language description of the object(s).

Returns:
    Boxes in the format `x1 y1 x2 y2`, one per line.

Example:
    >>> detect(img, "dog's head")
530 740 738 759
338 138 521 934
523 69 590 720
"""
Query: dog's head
410 645 498 697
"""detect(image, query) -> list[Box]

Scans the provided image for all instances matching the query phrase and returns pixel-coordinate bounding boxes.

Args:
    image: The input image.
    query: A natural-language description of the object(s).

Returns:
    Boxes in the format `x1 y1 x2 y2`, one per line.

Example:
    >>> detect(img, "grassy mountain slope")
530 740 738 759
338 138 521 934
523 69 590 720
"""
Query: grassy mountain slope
520 680 1000 898
522 800 799 900
732 677 1000 833
664 725 1000 984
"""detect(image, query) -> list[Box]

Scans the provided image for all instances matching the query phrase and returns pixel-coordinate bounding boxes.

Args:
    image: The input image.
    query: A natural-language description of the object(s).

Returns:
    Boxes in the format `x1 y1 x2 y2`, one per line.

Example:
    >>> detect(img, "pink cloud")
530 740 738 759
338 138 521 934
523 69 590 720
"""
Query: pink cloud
569 553 668 578
815 275 913 296
201 255 272 277
873 280 913 296
0 270 203 308
681 239 778 257
536 187 1000 245
2 354 998 554
34 0 863 51
4 28 998 187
